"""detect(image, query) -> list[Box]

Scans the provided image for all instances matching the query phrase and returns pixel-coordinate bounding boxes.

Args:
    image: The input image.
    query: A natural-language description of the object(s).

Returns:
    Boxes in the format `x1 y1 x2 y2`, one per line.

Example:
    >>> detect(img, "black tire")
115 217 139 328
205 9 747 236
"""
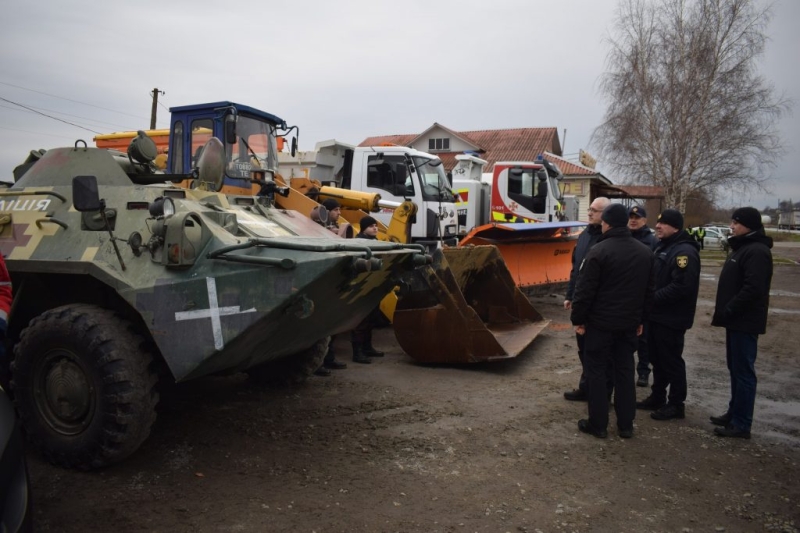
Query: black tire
247 337 329 386
10 304 159 470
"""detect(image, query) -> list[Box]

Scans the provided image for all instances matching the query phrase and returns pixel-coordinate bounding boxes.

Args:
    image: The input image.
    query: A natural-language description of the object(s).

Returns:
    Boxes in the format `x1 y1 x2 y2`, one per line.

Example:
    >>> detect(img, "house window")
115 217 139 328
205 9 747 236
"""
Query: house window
428 138 450 151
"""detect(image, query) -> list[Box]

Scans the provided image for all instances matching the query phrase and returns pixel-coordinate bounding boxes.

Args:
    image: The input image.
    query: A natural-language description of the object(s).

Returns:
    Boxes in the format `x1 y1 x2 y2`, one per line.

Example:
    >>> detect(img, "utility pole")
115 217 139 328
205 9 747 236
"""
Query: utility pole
150 88 165 130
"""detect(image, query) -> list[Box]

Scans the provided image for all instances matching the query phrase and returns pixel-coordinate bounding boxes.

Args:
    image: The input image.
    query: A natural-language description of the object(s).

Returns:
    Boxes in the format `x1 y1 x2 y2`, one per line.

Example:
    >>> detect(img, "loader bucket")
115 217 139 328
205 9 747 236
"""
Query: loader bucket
392 245 550 363
459 221 586 295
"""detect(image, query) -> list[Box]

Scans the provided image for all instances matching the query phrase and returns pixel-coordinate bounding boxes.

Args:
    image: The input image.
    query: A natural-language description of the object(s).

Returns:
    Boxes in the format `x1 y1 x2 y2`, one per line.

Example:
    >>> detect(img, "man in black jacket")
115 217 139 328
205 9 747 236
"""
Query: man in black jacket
637 209 701 421
628 205 656 387
563 196 610 401
571 203 654 438
711 207 773 439
350 215 384 364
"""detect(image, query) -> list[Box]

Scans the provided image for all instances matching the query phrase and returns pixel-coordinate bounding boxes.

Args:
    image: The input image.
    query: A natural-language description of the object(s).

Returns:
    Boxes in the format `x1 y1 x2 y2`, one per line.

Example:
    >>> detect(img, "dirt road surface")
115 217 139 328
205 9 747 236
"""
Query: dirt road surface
26 244 800 532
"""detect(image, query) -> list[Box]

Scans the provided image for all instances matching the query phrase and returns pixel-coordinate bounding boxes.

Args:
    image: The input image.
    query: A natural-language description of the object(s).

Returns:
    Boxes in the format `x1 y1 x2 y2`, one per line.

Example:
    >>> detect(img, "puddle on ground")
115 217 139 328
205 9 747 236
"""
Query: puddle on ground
770 289 800 297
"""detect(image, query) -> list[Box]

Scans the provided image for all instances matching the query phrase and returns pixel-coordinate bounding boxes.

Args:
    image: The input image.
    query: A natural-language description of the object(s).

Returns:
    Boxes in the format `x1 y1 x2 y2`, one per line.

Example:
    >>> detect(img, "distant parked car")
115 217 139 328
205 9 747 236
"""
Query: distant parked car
0 384 32 533
691 226 730 250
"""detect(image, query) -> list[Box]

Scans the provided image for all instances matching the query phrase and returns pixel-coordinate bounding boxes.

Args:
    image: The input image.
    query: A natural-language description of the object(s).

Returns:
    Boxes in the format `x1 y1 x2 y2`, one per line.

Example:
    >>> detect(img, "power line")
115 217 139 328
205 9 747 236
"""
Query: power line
0 80 148 120
0 124 87 141
0 97 101 134
0 102 136 131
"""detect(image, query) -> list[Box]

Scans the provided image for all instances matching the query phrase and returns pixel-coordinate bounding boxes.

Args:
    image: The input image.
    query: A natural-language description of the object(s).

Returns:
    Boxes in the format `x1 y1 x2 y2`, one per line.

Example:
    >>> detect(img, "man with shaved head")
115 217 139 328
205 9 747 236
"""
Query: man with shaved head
563 196 611 402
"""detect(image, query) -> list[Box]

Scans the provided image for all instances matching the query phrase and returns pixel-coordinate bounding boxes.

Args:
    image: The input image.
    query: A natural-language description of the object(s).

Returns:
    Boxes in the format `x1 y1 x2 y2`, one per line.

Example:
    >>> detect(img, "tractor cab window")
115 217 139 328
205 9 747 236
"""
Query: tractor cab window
191 119 213 166
171 121 184 173
224 115 278 180
366 154 414 197
508 168 547 214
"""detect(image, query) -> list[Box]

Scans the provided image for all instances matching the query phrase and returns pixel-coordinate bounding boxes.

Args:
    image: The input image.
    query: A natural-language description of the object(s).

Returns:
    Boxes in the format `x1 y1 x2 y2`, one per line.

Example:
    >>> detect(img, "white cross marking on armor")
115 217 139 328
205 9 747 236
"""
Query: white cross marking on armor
174 277 256 350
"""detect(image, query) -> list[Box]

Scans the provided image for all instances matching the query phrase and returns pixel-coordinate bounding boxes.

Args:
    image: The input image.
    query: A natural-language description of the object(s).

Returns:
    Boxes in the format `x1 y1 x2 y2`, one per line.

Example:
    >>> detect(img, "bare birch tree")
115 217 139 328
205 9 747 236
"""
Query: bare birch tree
593 0 791 211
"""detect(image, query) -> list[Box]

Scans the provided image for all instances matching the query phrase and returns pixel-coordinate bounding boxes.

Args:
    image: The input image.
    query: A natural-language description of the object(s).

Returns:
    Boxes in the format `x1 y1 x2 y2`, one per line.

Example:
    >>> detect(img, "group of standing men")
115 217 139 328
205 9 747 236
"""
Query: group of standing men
564 198 772 440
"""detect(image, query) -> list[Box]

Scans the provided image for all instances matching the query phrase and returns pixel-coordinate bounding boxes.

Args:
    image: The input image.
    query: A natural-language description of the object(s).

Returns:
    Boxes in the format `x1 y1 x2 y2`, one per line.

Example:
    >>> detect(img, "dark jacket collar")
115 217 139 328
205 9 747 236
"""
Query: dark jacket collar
728 229 773 251
598 226 632 241
657 229 699 250
586 223 603 235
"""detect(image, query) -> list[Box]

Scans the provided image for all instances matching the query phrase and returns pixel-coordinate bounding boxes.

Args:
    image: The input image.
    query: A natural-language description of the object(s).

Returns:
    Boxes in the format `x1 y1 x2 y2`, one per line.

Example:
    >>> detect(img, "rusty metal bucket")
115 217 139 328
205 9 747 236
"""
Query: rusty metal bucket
392 245 550 363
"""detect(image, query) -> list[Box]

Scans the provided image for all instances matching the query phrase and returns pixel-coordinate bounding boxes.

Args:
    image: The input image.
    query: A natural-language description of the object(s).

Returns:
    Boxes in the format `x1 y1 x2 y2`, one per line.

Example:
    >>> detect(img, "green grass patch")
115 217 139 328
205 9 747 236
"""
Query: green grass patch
699 248 796 265
766 230 800 243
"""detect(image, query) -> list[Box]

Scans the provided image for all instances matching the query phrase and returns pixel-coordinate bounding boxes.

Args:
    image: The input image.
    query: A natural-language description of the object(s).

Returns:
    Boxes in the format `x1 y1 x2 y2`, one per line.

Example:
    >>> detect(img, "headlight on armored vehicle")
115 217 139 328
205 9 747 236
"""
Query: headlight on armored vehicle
161 213 210 268
445 225 457 236
149 197 175 218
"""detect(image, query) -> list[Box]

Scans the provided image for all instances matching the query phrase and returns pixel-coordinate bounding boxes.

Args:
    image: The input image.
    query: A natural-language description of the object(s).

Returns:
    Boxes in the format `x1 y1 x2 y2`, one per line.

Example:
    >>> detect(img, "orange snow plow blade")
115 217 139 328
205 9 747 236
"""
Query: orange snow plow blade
392 245 550 363
459 221 586 295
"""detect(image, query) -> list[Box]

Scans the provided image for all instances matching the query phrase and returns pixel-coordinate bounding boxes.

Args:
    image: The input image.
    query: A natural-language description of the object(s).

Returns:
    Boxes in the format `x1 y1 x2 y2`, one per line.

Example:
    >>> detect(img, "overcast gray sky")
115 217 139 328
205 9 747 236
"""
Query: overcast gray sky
1 0 796 209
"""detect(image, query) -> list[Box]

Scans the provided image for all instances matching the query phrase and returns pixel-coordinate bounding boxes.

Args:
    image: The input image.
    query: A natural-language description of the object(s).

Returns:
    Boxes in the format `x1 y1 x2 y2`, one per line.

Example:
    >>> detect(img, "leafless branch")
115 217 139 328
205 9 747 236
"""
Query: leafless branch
593 0 792 211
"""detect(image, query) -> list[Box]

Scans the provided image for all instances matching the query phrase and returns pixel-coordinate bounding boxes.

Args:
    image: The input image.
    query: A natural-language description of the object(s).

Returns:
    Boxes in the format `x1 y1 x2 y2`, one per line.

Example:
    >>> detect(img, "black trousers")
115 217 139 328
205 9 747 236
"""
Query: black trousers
577 333 613 394
648 321 687 406
584 327 637 432
351 307 382 344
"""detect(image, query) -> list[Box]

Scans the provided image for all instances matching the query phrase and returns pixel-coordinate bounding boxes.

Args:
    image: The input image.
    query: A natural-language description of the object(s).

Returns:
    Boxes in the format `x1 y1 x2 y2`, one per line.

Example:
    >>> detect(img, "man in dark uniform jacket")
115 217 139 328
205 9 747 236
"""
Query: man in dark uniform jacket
637 209 701 421
711 207 773 439
350 215 385 364
628 205 656 388
563 197 610 401
571 203 654 438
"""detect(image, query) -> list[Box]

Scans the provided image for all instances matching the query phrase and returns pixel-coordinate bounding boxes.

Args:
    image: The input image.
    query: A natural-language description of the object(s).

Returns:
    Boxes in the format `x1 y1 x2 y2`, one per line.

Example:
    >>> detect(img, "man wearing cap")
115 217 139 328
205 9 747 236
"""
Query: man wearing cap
637 209 700 421
628 205 656 387
312 199 353 376
348 215 384 364
356 215 379 240
710 207 773 439
563 196 611 401
320 198 354 238
571 203 654 438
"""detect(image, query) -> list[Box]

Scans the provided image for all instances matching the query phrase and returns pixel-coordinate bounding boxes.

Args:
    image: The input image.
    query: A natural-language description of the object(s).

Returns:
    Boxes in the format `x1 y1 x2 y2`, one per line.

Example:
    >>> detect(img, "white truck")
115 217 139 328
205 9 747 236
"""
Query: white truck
279 141 459 248
778 210 800 230
450 153 580 233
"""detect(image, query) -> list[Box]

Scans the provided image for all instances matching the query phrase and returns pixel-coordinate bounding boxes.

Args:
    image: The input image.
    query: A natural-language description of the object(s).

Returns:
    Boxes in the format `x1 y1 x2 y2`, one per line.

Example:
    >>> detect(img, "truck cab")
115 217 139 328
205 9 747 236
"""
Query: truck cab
451 155 579 234
347 146 459 248
490 160 572 223
278 142 459 249
167 101 291 195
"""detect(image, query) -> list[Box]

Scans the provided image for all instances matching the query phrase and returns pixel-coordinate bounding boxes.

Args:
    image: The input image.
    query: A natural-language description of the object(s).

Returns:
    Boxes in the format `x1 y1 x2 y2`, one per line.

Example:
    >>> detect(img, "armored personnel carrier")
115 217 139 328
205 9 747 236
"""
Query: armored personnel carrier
2 137 428 469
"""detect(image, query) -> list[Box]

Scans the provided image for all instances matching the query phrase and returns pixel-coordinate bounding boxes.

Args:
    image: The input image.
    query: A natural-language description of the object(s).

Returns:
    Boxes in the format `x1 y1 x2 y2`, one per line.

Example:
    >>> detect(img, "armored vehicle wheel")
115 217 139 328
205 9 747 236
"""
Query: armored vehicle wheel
247 337 329 386
10 304 159 470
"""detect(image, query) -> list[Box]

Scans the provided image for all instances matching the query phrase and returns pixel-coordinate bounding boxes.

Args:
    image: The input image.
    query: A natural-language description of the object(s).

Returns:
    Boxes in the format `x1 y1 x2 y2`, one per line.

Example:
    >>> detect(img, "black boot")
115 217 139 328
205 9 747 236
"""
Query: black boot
351 342 372 364
323 345 347 369
362 331 384 357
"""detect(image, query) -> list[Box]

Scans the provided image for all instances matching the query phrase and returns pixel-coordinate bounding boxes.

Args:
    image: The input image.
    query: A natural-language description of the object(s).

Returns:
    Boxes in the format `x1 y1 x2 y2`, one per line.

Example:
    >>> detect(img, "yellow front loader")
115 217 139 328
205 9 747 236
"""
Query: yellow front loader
273 174 550 363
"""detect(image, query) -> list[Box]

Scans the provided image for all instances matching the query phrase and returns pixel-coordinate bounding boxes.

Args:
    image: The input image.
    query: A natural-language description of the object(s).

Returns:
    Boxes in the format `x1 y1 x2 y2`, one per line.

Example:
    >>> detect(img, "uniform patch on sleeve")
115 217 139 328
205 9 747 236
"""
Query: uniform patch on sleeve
677 256 688 268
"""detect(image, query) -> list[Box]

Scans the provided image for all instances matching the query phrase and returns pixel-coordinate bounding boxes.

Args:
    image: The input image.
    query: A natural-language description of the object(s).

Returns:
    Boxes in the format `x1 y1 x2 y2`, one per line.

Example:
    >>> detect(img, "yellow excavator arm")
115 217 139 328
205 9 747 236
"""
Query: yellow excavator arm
273 174 416 245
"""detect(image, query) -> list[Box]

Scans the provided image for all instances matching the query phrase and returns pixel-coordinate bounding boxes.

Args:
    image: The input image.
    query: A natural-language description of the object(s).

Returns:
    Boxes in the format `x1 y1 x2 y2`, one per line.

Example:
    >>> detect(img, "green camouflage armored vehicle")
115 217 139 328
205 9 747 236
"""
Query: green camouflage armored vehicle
2 137 427 470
